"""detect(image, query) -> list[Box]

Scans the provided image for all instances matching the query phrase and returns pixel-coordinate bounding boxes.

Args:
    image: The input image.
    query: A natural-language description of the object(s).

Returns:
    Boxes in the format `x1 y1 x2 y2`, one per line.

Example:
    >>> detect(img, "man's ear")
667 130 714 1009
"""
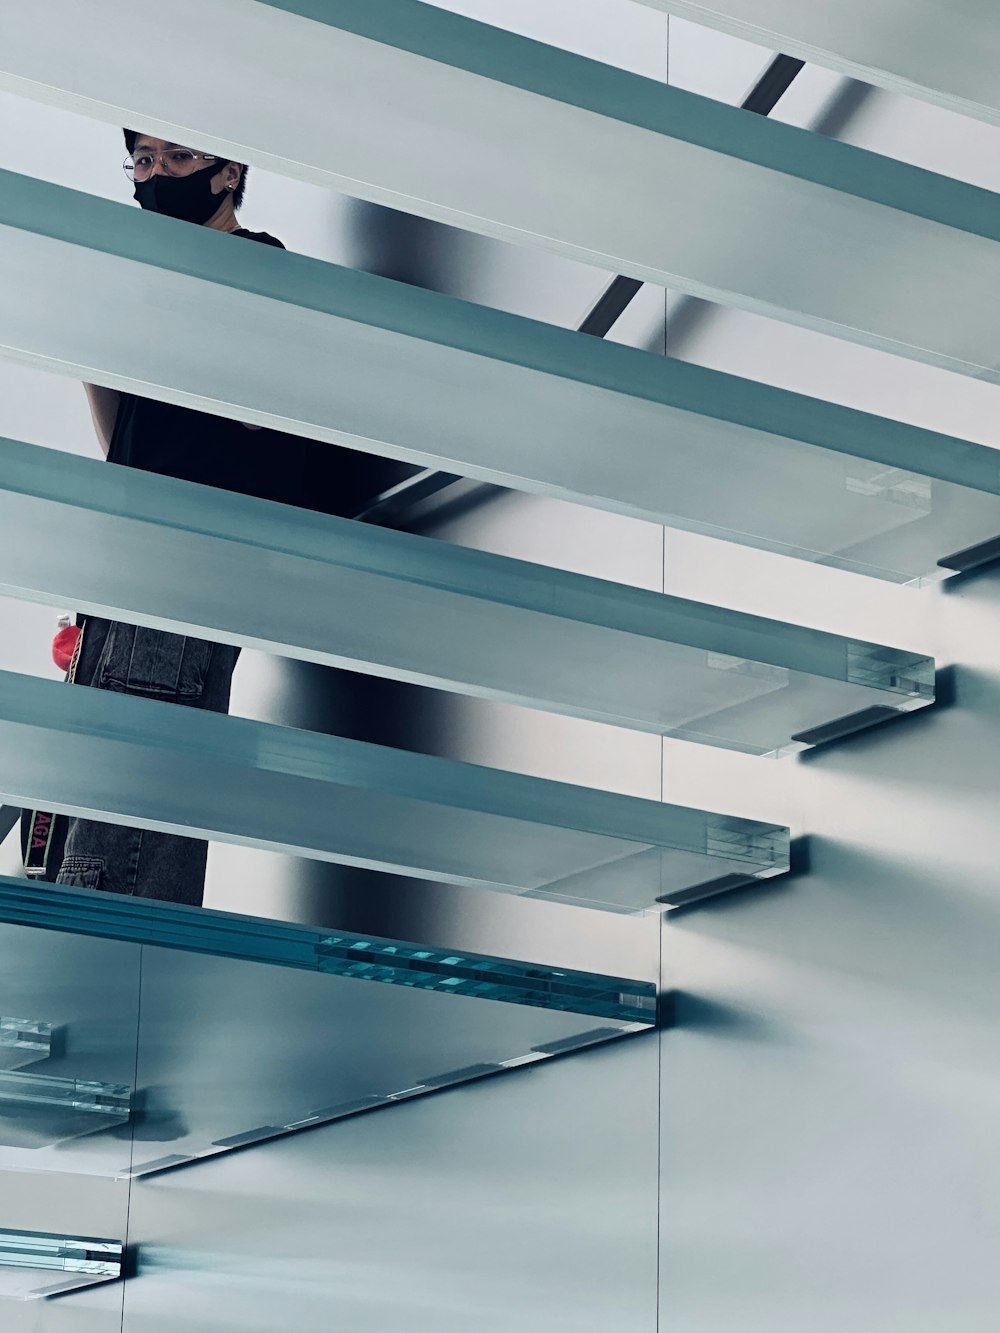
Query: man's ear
223 161 243 192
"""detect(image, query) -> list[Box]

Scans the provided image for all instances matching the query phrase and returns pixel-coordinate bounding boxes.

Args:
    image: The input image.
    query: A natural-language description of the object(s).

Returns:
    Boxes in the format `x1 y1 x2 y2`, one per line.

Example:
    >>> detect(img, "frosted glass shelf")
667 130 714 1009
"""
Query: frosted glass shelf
3 178 1000 582
635 0 1000 128
3 3 1000 376
0 438 934 752
0 902 653 1181
0 1229 123 1301
0 671 788 911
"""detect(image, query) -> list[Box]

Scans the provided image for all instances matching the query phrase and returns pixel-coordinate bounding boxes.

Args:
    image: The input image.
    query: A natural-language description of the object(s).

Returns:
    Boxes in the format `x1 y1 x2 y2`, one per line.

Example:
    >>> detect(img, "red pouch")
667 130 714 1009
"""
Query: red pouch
52 622 81 673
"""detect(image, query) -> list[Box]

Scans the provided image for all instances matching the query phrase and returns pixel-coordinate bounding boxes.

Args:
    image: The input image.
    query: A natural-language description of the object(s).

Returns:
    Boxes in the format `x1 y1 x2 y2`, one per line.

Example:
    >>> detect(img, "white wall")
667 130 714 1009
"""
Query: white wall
117 1034 662 1333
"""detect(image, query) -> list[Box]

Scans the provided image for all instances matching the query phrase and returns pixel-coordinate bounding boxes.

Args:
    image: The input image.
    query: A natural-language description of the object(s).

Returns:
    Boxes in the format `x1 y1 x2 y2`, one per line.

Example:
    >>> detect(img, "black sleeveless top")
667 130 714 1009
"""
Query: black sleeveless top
106 229 310 509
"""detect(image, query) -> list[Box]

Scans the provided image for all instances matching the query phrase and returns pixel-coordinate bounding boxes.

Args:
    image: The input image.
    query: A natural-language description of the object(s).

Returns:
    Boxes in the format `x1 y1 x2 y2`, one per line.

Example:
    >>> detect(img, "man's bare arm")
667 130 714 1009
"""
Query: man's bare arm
83 384 121 458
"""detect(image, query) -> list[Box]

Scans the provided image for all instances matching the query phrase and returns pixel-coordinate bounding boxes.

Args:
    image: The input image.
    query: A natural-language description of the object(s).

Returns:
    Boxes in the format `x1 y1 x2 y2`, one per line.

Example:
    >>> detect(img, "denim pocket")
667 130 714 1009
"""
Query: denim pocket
55 855 104 890
98 624 214 700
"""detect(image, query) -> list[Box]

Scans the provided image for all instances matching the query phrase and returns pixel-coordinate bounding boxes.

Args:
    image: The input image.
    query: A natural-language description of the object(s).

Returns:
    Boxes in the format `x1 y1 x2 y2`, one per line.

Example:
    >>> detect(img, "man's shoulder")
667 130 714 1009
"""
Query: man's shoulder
234 229 286 250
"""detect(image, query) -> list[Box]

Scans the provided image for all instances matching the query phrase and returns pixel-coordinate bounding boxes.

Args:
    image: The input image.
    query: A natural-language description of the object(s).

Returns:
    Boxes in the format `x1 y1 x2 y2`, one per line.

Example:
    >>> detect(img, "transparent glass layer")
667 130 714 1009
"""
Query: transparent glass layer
0 1071 131 1148
0 669 788 910
0 1229 122 1276
3 2 999 376
0 1017 51 1071
0 438 935 753
314 936 656 1021
0 877 656 1026
0 1229 122 1302
0 903 652 1180
2 178 999 583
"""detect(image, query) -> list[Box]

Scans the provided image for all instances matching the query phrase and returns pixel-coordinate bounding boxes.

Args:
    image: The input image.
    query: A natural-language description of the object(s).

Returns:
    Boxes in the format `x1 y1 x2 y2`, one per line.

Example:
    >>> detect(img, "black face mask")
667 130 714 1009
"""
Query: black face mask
133 158 230 224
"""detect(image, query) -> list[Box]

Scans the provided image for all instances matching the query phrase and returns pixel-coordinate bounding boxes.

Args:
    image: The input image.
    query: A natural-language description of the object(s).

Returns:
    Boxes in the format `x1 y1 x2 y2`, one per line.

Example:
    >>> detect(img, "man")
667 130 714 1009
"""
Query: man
22 132 317 905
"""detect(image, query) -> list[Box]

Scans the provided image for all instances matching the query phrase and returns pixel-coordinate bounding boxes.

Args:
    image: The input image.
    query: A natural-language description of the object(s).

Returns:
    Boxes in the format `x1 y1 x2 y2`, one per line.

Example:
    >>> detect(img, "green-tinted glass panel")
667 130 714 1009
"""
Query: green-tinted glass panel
0 670 789 911
1 176 998 582
0 438 935 753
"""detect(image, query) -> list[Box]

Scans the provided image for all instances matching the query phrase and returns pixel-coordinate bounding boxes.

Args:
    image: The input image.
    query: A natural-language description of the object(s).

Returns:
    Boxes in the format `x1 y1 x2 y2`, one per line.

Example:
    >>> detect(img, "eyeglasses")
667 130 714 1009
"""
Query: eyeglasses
123 149 220 182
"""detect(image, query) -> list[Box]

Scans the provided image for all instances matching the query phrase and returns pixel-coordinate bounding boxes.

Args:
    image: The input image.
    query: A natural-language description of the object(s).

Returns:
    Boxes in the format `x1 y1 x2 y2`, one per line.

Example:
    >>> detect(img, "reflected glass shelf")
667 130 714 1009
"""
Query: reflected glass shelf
0 1229 123 1301
0 437 935 754
0 669 789 911
0 1017 52 1071
0 1071 132 1149
0 897 654 1180
2 174 999 584
3 2 1000 379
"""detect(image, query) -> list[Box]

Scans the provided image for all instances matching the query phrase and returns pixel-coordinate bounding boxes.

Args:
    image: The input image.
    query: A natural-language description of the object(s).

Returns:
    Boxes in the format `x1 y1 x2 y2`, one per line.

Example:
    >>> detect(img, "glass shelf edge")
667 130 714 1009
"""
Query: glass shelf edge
0 877 655 1025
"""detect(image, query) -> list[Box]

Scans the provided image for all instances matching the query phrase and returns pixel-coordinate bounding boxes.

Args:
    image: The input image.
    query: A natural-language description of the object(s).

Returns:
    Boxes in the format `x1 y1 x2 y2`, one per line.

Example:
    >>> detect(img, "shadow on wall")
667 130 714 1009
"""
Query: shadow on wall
115 1031 661 1333
347 197 460 292
215 653 493 933
657 568 1000 1331
298 196 470 519
659 831 1000 1330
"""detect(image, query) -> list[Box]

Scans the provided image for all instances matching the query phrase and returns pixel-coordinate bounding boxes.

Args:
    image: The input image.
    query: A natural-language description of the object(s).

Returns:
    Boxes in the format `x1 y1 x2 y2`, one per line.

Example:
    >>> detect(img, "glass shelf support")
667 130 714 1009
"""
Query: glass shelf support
633 0 1000 129
2 174 999 582
0 670 789 912
2 1 1000 375
0 437 935 754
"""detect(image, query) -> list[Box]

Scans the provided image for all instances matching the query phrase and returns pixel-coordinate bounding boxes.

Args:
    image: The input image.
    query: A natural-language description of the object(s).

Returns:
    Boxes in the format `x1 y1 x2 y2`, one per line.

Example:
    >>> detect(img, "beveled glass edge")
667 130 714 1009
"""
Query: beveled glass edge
0 877 657 1025
845 642 935 696
316 936 656 1022
2 172 999 495
704 815 789 869
0 436 940 689
254 0 1000 245
0 1070 132 1115
0 1229 123 1277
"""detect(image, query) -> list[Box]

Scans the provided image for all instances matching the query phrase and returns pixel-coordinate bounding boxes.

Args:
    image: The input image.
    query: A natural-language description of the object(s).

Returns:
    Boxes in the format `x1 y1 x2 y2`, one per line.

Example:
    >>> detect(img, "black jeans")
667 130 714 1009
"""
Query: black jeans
44 617 239 906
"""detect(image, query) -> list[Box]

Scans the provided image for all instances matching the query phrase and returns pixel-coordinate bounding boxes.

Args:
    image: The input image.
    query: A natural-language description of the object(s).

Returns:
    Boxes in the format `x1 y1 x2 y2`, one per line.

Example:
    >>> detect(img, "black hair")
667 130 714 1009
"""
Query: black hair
123 128 247 210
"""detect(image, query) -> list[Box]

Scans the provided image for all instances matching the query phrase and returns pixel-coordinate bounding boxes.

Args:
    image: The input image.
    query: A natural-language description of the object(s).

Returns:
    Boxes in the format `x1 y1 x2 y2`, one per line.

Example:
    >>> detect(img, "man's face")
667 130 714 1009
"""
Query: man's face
131 136 234 196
